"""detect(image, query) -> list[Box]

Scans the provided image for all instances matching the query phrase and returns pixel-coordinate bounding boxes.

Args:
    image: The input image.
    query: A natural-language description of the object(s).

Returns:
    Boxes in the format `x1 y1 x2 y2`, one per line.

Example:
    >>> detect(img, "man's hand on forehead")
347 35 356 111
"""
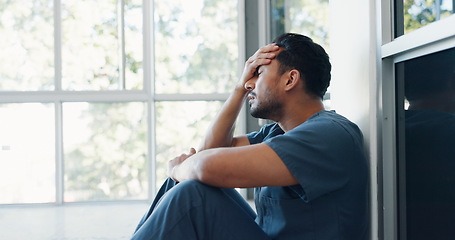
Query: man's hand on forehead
251 44 280 64
238 44 280 90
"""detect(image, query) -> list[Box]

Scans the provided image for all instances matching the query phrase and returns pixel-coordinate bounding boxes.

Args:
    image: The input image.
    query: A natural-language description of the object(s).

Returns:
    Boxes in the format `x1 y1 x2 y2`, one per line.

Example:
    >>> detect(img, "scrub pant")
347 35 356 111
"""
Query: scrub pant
131 178 272 240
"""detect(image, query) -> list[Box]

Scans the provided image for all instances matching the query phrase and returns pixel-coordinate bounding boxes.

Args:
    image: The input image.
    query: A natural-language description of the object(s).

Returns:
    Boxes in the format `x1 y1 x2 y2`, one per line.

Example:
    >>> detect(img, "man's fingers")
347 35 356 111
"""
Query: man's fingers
189 148 196 154
254 44 279 57
248 45 279 67
256 43 279 54
250 53 276 63
246 57 272 72
248 44 279 61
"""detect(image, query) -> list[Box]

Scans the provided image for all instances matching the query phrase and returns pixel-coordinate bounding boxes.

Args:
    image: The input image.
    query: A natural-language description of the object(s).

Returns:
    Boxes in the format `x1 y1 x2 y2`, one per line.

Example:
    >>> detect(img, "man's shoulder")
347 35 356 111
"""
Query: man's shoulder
296 110 358 131
291 110 364 145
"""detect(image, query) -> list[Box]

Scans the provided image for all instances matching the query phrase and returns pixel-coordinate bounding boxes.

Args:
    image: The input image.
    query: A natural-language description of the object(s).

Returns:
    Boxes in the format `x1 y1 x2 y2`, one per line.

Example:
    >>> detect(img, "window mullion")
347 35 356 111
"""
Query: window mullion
54 0 62 91
54 0 63 205
257 0 271 46
55 101 64 205
143 0 154 96
118 0 126 90
143 0 156 199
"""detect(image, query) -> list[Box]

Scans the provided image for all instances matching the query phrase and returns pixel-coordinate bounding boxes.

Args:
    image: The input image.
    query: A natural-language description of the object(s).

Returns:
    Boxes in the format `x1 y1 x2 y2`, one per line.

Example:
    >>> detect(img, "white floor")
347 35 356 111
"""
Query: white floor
0 202 150 240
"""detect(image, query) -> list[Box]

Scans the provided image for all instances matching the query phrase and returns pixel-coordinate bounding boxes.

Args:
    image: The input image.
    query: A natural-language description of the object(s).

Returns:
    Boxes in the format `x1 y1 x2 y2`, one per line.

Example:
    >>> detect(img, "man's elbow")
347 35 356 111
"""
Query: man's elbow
194 150 227 186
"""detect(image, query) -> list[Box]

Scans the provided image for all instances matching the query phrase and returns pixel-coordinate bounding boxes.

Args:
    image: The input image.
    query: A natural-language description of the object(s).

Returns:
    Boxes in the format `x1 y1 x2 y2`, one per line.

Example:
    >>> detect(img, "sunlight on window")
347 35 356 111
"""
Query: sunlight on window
125 0 144 90
63 102 147 202
271 0 329 51
0 0 239 205
61 0 143 90
0 0 54 90
0 103 55 204
402 0 454 35
61 0 120 90
154 0 239 94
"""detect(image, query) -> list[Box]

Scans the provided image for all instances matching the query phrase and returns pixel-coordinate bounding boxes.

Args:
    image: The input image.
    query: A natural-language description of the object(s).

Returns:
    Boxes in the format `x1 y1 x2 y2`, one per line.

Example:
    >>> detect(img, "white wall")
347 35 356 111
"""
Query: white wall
329 0 380 239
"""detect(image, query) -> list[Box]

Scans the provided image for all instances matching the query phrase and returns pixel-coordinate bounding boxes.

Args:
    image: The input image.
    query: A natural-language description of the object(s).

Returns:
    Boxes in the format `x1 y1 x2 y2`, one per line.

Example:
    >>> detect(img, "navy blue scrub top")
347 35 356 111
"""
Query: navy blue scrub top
247 110 368 240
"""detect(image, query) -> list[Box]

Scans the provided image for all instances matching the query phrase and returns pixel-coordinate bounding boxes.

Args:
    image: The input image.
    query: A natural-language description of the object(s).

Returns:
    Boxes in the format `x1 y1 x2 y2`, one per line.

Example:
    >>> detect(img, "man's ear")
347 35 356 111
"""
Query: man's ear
283 69 301 91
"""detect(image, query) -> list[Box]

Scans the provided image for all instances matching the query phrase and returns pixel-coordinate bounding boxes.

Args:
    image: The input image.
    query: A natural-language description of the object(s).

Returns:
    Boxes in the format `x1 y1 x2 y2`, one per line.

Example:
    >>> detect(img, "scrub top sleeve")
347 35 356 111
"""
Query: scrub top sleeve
247 131 265 145
264 120 358 202
247 123 284 145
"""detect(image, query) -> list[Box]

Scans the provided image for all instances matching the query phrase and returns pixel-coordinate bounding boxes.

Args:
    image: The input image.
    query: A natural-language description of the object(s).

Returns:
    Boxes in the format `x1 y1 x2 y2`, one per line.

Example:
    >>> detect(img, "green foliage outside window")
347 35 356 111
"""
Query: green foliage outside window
403 0 453 34
0 0 54 90
271 0 329 52
154 0 238 93
63 102 147 201
0 0 239 203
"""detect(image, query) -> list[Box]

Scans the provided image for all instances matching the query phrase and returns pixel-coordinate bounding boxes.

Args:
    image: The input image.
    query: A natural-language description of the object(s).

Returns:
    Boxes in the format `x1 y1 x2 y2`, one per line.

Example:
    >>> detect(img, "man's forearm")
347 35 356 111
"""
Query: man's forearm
169 149 213 183
198 86 248 151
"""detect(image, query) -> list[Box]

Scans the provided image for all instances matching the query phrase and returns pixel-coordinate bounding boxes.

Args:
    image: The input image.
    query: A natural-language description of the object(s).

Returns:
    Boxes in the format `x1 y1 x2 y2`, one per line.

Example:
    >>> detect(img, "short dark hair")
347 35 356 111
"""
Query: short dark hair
273 33 331 99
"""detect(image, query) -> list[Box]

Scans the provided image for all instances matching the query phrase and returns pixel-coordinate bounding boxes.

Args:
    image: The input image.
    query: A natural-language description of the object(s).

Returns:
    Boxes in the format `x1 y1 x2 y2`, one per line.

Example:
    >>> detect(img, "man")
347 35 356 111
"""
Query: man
131 33 368 240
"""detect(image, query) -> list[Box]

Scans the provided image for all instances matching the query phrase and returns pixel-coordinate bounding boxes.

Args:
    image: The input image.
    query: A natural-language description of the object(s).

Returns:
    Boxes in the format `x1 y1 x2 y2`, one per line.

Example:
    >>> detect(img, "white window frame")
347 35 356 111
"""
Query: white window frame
380 0 455 238
0 0 245 205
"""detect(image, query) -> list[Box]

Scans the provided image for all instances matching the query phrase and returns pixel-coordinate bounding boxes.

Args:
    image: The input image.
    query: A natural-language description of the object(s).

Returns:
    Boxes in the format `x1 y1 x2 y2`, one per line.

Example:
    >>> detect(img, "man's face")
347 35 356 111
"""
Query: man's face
247 58 284 120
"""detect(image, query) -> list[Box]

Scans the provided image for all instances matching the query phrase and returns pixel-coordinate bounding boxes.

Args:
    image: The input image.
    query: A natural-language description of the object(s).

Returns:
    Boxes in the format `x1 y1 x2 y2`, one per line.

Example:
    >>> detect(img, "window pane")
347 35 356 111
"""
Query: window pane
125 0 143 90
61 0 120 90
270 0 329 51
63 102 147 202
155 101 223 189
397 48 455 239
396 0 454 36
0 103 55 204
154 0 239 94
0 0 54 90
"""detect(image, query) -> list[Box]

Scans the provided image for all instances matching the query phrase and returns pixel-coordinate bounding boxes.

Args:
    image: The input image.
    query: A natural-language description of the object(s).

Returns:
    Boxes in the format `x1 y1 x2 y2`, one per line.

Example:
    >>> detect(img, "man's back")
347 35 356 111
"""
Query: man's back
249 110 368 239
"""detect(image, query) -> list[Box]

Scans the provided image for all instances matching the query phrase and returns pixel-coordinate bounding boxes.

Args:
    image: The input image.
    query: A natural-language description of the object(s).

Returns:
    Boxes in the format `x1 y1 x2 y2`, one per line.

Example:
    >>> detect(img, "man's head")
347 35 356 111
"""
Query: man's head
245 33 331 121
272 33 331 99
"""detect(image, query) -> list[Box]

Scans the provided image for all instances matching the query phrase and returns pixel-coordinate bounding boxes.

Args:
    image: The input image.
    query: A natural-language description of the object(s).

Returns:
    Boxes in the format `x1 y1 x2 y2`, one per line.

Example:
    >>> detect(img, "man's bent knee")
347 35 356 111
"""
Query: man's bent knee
171 180 214 195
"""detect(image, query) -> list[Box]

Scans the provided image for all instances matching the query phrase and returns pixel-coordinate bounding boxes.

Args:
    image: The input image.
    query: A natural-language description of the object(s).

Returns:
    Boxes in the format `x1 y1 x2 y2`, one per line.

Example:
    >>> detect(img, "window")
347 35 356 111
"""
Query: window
63 102 147 202
395 47 455 239
270 0 329 51
61 0 143 90
0 0 54 90
395 0 454 37
0 103 55 204
0 0 240 204
382 1 455 239
154 0 238 94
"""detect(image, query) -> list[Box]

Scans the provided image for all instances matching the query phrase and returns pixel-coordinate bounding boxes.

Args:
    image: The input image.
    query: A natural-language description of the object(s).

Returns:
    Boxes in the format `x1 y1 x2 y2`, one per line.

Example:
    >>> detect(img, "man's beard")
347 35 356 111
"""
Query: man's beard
249 89 282 120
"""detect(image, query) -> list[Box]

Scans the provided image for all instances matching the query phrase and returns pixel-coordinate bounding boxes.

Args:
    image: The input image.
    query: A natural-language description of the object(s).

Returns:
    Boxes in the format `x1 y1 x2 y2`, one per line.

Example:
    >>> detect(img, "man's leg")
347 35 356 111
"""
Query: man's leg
134 178 178 233
131 179 271 240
